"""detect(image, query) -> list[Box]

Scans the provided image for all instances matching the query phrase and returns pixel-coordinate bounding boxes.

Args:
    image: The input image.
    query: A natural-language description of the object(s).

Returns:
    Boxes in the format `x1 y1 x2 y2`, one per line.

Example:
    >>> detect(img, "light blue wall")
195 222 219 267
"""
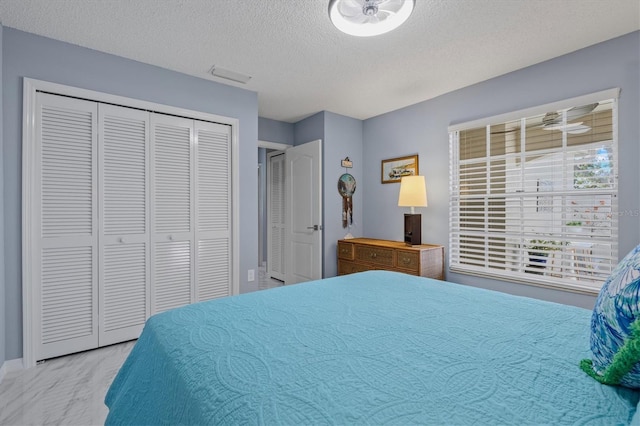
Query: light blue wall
363 31 640 309
0 23 5 368
258 117 294 145
2 28 259 360
323 112 363 278
294 112 324 147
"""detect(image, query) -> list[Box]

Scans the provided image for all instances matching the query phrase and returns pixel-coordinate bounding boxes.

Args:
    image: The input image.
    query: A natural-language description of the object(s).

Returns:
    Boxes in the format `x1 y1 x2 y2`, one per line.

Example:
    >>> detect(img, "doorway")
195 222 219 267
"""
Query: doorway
258 140 323 286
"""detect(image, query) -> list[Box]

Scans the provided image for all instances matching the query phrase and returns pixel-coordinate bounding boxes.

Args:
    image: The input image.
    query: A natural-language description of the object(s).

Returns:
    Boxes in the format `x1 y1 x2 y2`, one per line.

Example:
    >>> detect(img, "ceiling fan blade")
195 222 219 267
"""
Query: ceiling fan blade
490 128 518 135
566 125 591 134
566 103 599 121
352 13 371 24
378 0 406 13
338 0 365 18
365 14 380 25
376 10 396 21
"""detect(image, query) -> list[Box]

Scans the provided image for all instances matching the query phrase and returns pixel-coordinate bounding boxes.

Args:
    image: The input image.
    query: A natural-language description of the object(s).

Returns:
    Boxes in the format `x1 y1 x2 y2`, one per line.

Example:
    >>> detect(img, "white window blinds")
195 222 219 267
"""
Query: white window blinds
449 90 619 293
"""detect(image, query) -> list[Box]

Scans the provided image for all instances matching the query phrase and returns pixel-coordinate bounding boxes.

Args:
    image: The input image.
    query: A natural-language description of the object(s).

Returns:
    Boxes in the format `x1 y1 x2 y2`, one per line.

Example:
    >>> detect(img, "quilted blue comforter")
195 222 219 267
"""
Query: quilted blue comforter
105 271 639 425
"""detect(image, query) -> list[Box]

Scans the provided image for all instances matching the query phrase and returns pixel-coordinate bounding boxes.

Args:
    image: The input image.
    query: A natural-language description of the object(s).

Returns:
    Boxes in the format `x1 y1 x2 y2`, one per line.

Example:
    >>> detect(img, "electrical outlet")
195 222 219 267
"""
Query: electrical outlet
248 269 255 282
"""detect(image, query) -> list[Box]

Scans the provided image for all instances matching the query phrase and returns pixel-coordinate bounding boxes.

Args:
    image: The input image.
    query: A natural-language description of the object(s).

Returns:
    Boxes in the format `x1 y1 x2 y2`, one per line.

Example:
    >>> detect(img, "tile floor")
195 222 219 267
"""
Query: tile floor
0 341 135 425
0 266 284 425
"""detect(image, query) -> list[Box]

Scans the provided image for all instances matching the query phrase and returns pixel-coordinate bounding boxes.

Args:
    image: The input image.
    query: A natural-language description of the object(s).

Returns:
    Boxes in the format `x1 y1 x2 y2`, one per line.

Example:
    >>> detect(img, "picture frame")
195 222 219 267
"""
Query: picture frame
381 154 419 184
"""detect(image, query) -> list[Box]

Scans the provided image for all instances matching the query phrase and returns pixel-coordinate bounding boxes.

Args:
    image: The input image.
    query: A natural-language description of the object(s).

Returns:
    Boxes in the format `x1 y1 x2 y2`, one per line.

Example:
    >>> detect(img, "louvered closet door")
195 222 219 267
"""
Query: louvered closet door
34 93 99 360
98 104 150 345
195 121 232 301
268 152 286 281
150 114 194 314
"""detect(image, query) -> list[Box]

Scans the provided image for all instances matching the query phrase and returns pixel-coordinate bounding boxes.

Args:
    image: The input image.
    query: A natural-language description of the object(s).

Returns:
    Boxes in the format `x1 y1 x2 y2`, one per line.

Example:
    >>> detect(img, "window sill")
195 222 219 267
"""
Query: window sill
449 265 601 296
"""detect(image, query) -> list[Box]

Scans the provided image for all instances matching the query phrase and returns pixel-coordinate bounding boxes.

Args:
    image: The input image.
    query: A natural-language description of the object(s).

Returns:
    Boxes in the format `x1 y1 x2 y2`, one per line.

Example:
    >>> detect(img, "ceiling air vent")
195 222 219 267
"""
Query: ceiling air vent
209 66 252 84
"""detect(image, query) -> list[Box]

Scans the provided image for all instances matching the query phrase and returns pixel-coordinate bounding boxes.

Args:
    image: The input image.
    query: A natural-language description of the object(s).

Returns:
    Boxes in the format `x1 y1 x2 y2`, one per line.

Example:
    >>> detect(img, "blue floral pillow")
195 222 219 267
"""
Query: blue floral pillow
581 244 640 388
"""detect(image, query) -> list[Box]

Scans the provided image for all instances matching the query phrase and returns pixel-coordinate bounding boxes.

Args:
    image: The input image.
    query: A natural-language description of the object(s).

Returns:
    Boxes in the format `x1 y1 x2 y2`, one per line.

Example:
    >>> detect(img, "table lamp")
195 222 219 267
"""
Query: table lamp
398 175 428 245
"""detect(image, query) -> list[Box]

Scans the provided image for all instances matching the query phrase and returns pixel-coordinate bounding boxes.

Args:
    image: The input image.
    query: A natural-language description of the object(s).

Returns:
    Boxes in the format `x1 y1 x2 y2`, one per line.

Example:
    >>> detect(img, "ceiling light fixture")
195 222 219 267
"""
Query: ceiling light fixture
328 0 415 37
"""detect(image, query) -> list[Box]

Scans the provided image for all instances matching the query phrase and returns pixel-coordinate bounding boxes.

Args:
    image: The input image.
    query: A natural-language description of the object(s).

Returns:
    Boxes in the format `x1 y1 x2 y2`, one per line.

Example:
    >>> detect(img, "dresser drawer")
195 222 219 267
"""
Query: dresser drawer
396 250 420 273
338 259 372 275
355 245 394 267
337 241 354 260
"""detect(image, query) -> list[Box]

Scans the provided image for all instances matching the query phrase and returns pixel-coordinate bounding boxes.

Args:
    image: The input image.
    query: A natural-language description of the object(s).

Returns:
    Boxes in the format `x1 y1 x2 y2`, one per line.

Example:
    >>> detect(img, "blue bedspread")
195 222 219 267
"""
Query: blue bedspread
105 271 639 425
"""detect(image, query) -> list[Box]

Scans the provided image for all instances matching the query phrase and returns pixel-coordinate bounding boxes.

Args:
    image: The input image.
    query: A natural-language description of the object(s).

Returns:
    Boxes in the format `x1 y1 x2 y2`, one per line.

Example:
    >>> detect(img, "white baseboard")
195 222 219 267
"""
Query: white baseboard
0 358 24 384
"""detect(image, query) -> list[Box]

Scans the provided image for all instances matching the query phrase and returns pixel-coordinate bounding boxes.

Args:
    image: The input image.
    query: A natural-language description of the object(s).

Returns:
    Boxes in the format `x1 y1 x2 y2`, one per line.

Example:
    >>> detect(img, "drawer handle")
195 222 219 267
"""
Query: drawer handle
370 253 377 259
401 257 411 264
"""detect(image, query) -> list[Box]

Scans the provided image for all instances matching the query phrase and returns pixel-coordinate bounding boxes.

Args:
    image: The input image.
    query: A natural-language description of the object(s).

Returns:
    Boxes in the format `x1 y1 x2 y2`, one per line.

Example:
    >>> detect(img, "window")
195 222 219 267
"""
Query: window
449 89 618 293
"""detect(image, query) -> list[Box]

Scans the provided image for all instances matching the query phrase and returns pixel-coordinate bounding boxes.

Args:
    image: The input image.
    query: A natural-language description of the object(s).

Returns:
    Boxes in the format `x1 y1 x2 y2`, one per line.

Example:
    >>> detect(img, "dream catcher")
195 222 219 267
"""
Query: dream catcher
338 173 356 228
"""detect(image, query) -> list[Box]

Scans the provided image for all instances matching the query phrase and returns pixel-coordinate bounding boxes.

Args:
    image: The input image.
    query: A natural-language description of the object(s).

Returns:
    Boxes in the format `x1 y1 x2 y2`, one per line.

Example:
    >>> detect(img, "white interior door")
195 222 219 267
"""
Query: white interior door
267 151 286 281
285 140 322 285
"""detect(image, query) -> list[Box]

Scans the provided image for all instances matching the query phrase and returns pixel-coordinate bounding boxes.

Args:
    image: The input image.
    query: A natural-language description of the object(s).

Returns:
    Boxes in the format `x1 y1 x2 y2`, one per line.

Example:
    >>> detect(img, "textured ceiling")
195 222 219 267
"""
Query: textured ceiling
0 0 638 123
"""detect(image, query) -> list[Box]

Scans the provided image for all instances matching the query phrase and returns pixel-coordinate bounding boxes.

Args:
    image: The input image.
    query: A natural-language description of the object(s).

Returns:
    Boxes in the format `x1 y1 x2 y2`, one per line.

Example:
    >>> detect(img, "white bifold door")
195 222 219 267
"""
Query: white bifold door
30 92 232 361
267 152 285 281
99 104 150 346
35 94 100 359
150 115 232 314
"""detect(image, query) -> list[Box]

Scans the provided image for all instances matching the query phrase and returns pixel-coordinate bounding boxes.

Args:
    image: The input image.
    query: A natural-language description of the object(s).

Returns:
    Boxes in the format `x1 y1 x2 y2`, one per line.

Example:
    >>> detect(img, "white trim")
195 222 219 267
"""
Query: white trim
232 123 241 296
258 140 291 151
24 78 237 125
0 358 24 384
22 78 241 367
22 79 37 369
449 266 600 296
448 88 620 132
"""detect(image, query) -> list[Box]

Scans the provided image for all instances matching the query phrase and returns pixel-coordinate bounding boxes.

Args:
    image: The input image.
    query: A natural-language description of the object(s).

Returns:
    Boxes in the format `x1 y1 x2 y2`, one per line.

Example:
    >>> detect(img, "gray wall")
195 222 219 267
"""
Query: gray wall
2 28 259 360
258 116 294 145
0 24 5 367
362 31 640 309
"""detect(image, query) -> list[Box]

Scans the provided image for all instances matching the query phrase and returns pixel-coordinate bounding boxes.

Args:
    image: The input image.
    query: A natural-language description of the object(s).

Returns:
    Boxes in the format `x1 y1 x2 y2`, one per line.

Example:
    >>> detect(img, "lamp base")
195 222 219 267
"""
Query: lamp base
404 214 421 246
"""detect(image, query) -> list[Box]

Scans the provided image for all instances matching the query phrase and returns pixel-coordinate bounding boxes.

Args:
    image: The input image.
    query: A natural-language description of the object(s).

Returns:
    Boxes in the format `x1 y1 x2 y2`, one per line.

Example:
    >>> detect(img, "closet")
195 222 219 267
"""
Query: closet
28 91 232 361
267 152 286 281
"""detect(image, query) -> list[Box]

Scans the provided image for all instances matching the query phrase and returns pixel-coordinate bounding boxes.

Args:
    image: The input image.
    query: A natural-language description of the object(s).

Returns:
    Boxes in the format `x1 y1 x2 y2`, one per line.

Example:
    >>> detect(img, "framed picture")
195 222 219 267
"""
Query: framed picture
381 154 419 184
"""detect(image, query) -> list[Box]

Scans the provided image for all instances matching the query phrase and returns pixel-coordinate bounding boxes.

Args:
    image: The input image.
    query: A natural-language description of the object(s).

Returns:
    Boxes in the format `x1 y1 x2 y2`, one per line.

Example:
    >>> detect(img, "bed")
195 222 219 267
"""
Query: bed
105 270 640 425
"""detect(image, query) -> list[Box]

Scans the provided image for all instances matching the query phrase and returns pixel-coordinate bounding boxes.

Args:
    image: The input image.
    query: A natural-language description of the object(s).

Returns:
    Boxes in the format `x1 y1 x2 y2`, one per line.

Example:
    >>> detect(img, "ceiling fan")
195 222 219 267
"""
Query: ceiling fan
328 0 415 37
540 103 598 134
490 103 599 135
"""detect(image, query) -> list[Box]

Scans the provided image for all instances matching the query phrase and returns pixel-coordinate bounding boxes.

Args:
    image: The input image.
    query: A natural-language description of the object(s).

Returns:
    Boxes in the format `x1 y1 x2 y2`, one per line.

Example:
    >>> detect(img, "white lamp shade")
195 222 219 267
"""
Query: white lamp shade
398 175 428 207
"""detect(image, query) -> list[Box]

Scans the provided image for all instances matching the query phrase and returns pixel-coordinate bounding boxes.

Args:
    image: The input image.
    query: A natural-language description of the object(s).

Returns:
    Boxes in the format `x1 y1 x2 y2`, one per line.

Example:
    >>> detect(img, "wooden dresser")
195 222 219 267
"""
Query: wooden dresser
337 238 444 279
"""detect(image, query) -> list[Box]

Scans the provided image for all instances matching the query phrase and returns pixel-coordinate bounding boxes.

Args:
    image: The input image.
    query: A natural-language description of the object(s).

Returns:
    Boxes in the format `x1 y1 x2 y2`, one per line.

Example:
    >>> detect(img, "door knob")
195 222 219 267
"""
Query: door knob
307 225 319 231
